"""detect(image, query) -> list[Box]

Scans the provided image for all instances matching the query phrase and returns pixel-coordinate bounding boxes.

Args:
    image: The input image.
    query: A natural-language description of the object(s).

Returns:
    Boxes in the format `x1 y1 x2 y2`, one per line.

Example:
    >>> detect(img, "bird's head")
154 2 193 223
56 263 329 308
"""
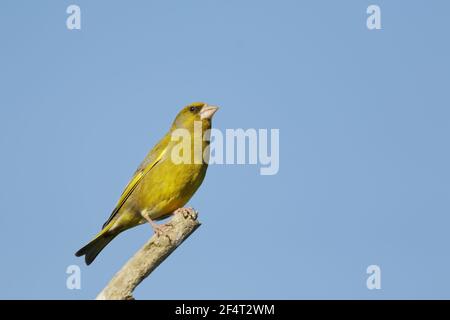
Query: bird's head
172 102 219 130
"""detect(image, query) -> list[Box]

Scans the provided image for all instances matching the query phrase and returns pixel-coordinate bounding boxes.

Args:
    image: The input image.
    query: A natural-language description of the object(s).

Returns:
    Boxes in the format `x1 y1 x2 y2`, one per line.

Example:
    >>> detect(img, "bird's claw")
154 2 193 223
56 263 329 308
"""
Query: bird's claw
176 207 197 220
151 223 173 237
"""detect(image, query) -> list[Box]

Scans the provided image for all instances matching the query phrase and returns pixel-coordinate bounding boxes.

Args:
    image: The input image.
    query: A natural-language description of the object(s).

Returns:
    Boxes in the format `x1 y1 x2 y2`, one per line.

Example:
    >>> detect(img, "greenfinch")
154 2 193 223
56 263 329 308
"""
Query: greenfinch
75 102 219 265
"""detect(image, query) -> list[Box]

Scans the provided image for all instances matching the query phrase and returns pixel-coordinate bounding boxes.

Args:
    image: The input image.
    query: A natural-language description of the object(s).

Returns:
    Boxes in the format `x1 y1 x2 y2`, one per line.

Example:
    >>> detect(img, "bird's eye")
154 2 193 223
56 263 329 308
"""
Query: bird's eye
189 106 196 112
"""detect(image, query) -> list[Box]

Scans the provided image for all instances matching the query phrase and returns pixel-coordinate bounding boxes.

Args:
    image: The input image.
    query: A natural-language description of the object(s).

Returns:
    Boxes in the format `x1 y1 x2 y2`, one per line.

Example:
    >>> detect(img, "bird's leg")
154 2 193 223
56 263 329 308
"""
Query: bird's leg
142 212 173 237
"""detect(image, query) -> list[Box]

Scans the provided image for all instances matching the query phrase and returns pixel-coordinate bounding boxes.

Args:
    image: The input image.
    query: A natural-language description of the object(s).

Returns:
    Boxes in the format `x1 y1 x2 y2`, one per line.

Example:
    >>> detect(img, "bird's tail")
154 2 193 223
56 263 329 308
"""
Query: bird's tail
75 226 117 265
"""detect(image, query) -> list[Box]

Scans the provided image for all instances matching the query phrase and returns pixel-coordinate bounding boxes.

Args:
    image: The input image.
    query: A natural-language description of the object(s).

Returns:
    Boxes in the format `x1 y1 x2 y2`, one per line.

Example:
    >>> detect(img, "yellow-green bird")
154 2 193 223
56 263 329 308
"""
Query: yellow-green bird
75 102 219 265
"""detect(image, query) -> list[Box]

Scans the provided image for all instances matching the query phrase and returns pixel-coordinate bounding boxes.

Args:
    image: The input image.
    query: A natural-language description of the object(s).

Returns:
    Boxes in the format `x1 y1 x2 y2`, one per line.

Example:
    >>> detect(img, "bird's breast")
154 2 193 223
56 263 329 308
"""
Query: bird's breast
132 160 208 220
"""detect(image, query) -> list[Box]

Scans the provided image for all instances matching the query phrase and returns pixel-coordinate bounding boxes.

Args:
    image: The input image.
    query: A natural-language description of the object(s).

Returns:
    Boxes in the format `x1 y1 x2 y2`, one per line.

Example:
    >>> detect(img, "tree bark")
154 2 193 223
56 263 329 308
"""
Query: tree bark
96 208 201 300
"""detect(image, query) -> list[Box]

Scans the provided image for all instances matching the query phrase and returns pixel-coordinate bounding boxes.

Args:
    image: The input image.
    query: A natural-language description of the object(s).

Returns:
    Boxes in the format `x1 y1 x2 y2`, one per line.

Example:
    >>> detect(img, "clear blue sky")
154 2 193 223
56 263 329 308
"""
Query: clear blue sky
0 0 449 299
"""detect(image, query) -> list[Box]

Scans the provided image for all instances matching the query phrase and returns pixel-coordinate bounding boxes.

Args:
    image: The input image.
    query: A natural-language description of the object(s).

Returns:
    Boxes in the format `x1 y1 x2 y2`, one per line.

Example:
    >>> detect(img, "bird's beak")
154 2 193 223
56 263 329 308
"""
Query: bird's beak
200 104 219 120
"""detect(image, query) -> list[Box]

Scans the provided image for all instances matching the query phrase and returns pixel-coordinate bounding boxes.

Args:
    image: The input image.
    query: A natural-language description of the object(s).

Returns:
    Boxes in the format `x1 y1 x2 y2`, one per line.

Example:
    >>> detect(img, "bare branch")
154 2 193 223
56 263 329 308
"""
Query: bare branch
96 208 201 300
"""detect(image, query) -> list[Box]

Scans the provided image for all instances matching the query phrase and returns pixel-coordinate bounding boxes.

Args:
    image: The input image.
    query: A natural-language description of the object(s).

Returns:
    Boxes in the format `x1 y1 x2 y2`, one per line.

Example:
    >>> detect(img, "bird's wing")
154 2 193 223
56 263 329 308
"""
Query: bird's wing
101 133 171 229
